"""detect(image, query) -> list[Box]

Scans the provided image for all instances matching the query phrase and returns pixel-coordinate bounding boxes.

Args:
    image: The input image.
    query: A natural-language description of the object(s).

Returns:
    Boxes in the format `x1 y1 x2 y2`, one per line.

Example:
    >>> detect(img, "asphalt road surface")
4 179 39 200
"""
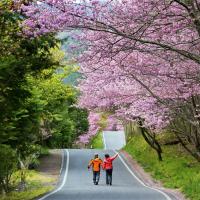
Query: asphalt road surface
38 148 175 200
103 131 126 150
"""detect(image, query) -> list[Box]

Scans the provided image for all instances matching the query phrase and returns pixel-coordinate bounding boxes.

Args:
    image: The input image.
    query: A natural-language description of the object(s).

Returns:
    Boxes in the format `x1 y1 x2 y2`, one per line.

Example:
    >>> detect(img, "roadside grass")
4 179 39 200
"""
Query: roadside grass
124 135 200 200
0 186 53 200
0 170 55 200
90 132 104 149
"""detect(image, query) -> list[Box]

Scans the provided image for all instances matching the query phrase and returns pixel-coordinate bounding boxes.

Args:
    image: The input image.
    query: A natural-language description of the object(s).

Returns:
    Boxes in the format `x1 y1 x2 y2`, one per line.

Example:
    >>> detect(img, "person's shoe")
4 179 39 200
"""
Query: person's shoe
110 183 112 185
96 182 98 185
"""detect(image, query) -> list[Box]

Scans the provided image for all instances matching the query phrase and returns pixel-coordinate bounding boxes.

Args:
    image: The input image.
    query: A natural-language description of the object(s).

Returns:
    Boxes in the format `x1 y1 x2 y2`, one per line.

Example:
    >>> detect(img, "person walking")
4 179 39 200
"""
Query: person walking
88 154 103 185
103 153 118 185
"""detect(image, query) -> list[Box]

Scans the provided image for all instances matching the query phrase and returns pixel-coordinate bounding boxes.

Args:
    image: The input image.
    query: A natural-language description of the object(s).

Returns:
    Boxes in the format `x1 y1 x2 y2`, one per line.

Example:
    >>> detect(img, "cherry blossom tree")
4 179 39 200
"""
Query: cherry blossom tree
76 112 101 145
19 0 200 160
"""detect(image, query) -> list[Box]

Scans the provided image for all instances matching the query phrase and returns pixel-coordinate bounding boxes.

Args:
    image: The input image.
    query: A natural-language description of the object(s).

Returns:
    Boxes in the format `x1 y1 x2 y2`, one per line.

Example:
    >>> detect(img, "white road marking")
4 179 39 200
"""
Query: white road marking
103 131 172 199
102 132 107 150
38 149 70 200
114 150 172 200
59 149 64 174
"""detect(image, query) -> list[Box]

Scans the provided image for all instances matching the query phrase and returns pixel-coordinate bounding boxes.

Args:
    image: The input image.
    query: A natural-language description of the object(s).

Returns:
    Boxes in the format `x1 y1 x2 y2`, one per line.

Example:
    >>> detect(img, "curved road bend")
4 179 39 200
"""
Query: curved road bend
39 148 175 200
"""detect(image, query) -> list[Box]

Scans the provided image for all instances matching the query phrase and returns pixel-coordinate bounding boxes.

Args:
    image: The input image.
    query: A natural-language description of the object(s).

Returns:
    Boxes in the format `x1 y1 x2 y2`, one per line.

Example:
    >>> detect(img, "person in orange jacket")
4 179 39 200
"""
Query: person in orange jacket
88 154 103 185
102 153 118 185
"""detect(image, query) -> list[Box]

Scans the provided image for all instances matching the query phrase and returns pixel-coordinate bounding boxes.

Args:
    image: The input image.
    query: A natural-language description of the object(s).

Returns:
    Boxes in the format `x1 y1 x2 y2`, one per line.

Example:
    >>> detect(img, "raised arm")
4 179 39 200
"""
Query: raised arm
110 153 118 161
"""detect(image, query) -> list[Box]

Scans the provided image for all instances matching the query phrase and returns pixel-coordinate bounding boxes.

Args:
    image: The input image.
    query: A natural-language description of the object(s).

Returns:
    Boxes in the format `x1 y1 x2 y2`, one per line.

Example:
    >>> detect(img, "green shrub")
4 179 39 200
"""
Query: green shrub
0 145 17 193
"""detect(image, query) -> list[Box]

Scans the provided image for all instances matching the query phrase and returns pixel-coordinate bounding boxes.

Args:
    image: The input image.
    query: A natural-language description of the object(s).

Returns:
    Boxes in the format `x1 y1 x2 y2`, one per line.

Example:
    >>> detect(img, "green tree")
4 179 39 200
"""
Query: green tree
0 1 88 194
0 145 17 194
0 1 60 191
27 66 88 148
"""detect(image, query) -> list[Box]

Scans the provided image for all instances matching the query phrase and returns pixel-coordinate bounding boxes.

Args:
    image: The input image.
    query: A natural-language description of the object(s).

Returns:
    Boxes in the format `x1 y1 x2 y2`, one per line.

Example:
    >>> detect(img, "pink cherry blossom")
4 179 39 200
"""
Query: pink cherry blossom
19 0 200 135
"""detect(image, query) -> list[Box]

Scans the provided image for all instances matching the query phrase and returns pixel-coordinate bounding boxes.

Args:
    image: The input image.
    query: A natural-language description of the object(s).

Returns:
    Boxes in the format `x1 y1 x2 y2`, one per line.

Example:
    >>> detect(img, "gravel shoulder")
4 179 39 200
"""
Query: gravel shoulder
37 149 63 186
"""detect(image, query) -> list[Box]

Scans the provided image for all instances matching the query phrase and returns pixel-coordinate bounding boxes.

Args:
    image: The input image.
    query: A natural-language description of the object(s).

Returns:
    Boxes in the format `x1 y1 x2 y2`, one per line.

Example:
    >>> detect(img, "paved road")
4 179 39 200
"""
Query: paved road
39 148 173 200
103 131 126 150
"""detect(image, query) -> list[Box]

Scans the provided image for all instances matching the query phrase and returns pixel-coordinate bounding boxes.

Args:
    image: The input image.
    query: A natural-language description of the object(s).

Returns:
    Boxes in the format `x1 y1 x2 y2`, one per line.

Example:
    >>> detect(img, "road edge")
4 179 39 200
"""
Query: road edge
118 150 188 200
102 132 107 150
114 150 173 200
36 149 69 200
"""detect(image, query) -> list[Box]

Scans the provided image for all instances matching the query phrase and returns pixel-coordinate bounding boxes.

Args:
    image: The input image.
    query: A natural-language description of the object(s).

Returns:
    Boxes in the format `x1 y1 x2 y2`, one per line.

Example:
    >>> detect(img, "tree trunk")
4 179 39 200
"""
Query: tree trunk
138 120 163 161
0 181 6 195
175 132 200 162
18 156 27 191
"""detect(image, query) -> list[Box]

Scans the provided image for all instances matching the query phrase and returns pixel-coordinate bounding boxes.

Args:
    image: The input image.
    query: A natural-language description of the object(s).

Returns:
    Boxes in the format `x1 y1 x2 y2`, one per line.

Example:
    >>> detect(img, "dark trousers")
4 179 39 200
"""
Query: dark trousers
106 169 113 185
93 171 100 183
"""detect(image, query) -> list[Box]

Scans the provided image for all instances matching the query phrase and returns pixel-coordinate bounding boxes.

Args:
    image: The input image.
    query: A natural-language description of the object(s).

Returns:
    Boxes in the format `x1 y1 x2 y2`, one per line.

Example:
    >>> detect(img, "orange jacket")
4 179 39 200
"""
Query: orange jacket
88 158 103 172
